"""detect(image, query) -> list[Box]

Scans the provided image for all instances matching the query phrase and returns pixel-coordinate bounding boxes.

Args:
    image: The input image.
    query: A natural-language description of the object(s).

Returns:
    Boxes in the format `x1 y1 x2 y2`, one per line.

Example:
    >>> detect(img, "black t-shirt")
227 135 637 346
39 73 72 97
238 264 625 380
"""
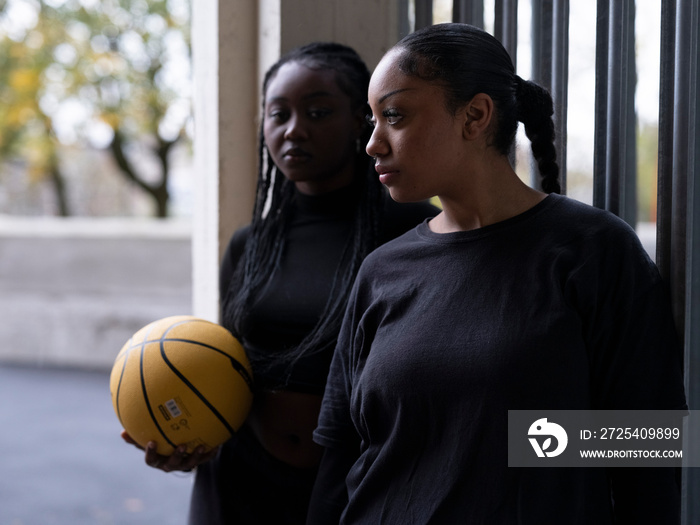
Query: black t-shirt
315 194 686 524
219 184 439 394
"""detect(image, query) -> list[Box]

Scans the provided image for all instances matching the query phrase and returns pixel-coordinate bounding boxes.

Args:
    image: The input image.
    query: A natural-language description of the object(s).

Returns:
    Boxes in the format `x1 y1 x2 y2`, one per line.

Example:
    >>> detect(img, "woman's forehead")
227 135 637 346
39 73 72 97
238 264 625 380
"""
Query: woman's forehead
266 61 342 100
369 50 430 103
370 52 403 91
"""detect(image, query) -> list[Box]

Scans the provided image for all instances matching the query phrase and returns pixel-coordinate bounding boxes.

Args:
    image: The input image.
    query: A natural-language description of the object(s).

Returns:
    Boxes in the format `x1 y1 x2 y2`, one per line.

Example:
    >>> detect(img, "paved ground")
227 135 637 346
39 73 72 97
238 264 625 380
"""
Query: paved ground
0 364 193 525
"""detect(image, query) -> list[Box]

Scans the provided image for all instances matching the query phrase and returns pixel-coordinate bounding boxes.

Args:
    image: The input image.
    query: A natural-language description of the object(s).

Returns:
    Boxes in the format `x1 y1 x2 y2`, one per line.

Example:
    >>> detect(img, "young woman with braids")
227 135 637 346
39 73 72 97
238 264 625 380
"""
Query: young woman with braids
310 24 686 524
121 42 437 524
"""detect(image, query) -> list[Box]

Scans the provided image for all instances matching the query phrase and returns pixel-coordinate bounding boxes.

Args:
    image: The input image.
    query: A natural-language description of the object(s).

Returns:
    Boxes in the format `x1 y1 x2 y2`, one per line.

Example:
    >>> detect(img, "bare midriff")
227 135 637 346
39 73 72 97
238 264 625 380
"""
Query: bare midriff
246 390 324 469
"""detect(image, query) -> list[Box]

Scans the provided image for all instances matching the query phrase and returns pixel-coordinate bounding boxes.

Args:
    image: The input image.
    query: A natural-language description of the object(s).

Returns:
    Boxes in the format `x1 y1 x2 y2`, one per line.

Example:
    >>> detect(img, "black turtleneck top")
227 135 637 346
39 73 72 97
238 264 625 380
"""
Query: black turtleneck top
219 184 438 395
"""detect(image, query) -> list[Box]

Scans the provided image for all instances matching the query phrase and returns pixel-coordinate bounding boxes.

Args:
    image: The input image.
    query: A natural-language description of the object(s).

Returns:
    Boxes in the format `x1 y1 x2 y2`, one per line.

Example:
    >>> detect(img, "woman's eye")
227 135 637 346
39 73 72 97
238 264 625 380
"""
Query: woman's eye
383 109 402 125
308 108 332 119
268 109 289 122
366 109 402 127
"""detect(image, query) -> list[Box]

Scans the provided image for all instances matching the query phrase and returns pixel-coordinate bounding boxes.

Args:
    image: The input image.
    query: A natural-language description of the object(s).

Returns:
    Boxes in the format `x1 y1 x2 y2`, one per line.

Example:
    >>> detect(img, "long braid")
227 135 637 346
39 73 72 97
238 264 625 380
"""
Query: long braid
224 125 288 343
515 76 561 194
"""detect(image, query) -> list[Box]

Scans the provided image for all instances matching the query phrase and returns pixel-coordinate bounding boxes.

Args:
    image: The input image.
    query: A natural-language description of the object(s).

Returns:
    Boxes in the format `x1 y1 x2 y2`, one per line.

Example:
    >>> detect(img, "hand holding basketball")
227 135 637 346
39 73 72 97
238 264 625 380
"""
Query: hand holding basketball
111 315 254 457
120 430 218 472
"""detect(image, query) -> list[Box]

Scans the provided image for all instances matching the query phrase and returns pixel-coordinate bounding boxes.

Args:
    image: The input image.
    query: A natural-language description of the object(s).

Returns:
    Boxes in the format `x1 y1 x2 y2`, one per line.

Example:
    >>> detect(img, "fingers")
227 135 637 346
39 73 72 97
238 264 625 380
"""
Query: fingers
192 445 220 467
144 441 171 471
144 442 219 473
120 430 145 451
121 430 216 472
177 445 219 472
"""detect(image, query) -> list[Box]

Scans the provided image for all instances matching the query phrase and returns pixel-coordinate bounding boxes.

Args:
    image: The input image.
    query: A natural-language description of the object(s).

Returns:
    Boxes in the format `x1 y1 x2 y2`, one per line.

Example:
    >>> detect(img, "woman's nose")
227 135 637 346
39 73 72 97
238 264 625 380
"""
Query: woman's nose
366 126 387 158
284 114 308 141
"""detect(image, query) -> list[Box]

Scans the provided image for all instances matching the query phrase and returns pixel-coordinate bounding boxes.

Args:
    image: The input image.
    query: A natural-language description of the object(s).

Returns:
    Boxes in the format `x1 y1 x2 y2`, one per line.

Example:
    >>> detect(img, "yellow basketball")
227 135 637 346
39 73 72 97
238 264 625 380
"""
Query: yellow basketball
110 315 254 456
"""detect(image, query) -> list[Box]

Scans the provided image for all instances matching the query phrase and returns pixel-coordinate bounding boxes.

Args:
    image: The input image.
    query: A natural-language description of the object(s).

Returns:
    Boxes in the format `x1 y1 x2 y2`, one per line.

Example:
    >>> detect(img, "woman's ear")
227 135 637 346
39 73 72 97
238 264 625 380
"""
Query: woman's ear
461 93 494 140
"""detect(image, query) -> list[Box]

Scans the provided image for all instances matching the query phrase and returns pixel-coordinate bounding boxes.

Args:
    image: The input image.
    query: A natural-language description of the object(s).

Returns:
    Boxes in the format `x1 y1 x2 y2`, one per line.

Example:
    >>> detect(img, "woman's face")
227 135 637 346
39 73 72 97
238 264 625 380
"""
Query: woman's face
263 61 363 195
366 50 467 202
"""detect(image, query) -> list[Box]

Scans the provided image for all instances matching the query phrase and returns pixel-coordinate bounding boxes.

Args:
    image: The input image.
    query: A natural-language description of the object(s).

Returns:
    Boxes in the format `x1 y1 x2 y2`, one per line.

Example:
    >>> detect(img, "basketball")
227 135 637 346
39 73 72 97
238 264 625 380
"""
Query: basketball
110 315 254 456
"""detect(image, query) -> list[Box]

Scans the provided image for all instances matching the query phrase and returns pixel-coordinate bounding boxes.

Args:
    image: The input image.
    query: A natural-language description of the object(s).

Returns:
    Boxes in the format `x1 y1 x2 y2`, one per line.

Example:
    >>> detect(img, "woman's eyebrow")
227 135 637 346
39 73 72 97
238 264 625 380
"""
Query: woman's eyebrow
379 88 414 104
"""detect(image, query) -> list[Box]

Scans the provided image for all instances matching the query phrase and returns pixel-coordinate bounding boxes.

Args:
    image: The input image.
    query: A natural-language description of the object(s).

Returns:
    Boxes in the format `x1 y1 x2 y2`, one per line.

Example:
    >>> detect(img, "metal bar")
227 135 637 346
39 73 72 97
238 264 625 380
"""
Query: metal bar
604 0 636 227
398 0 411 39
681 1 700 521
530 0 553 190
593 0 609 209
683 0 700 409
552 0 569 194
670 0 690 339
531 1 553 88
604 0 626 219
494 0 518 66
624 0 637 224
453 0 484 28
656 0 676 282
415 0 433 30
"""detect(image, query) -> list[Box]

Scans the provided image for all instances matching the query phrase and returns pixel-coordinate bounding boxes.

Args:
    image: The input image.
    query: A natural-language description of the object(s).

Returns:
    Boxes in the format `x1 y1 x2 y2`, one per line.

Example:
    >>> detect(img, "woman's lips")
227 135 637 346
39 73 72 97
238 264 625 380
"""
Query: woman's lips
375 165 398 185
283 148 311 163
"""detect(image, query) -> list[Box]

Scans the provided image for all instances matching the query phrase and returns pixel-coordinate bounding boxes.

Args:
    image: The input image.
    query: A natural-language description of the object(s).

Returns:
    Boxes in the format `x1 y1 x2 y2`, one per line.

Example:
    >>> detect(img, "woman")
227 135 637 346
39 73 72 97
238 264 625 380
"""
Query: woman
123 42 437 524
311 24 686 524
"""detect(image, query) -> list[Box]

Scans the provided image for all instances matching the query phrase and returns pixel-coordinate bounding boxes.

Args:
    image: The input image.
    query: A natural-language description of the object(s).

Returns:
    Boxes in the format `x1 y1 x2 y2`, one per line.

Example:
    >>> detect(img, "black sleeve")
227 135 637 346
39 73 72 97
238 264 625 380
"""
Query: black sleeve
573 221 686 523
306 447 357 525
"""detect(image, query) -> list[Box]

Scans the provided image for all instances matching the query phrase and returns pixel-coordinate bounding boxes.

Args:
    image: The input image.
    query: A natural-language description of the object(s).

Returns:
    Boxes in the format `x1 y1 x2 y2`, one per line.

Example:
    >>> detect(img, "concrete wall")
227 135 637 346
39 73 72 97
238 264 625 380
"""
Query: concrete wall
0 217 192 371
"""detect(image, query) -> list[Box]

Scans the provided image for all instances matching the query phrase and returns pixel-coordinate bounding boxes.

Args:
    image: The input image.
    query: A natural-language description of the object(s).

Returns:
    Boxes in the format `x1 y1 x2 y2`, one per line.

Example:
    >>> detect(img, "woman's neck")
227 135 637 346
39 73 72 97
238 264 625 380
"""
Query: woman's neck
292 178 361 216
429 160 546 233
292 159 361 196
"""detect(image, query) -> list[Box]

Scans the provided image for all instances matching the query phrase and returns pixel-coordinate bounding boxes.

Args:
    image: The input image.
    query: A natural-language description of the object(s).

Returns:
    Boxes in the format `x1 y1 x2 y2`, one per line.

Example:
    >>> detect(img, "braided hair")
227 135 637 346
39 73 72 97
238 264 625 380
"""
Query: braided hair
222 42 384 385
394 23 560 194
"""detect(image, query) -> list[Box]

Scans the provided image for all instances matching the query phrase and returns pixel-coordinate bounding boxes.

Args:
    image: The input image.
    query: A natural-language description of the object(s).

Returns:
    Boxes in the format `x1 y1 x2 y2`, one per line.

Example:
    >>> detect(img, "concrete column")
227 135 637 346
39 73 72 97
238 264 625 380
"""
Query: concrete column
192 0 399 322
192 0 258 322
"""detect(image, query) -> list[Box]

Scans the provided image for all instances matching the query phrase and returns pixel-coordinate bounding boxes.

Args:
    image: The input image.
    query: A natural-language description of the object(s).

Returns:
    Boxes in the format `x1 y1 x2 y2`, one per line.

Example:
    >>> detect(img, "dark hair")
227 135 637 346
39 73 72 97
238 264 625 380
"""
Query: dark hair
222 42 383 385
394 23 560 194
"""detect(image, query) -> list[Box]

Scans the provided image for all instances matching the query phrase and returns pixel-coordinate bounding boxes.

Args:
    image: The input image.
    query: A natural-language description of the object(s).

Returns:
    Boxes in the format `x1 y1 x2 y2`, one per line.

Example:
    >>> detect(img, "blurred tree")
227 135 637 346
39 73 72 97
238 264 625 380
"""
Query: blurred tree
0 9 71 215
0 0 191 217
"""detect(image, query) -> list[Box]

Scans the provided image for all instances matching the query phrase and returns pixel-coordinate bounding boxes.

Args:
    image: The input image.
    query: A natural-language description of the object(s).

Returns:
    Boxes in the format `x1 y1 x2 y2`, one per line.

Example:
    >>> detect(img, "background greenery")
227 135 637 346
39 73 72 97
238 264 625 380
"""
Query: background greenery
0 0 190 218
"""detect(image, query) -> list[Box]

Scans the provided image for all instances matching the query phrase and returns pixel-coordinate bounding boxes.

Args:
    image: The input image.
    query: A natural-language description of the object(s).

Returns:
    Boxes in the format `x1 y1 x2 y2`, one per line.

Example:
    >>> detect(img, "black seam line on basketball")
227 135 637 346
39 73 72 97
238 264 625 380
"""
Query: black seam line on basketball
157 338 237 437
117 331 153 428
116 332 150 427
153 337 254 392
159 319 244 434
151 317 254 391
140 327 177 449
114 339 131 428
